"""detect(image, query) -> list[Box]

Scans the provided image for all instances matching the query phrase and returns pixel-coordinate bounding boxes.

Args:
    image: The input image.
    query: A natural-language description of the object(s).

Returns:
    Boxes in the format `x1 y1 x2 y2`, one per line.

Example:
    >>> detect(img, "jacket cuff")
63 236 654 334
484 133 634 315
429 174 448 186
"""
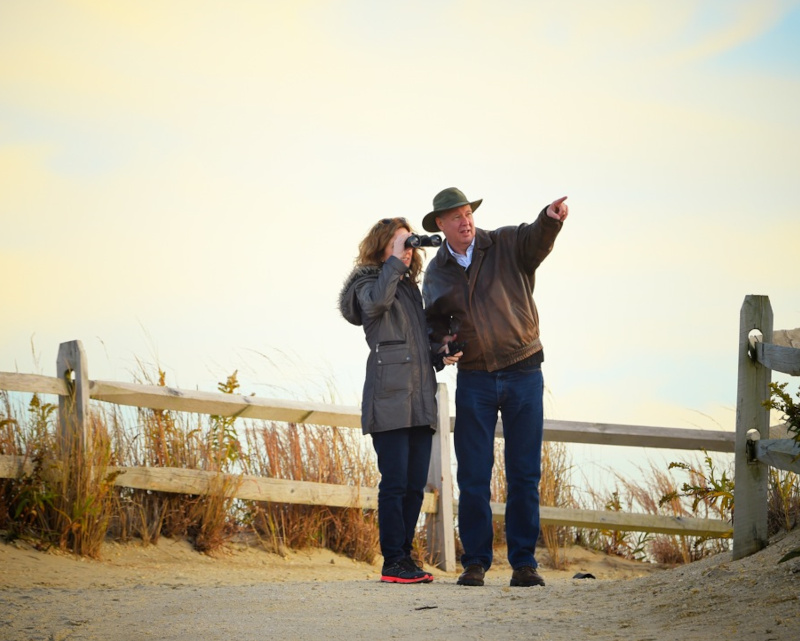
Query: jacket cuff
384 256 408 274
539 205 562 228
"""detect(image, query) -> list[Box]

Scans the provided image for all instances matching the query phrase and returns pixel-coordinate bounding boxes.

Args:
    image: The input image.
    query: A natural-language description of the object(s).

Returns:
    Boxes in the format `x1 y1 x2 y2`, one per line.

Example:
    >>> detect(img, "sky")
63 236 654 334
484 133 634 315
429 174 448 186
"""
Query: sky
2 1 799 480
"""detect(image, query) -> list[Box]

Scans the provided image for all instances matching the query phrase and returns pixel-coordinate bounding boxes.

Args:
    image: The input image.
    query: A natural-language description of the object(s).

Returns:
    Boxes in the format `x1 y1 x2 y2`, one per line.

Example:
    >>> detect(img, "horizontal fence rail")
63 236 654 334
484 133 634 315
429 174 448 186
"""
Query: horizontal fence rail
0 456 436 513
753 342 800 376
0 372 737 450
0 453 731 537
502 504 731 537
754 439 800 475
534 420 732 452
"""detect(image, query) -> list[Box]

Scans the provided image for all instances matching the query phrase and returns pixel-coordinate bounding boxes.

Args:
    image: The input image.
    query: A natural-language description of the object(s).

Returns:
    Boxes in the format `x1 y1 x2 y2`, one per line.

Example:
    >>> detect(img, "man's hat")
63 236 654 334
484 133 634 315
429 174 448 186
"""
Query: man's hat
422 187 483 232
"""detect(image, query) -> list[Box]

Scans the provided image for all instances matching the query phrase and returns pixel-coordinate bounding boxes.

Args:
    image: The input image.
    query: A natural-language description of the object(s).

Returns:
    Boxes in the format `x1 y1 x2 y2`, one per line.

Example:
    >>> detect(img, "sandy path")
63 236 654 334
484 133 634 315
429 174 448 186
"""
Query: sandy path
2 529 799 641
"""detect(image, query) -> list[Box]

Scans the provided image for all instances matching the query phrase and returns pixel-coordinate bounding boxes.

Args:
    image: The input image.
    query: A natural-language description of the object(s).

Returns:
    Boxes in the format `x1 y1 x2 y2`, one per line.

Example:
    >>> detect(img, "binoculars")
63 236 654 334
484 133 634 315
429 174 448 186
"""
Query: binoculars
405 234 443 248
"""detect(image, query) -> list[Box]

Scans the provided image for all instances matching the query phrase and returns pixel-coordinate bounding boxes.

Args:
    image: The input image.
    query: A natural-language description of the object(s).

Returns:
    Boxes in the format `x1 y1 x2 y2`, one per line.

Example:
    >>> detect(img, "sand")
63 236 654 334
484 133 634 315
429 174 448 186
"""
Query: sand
1 528 799 641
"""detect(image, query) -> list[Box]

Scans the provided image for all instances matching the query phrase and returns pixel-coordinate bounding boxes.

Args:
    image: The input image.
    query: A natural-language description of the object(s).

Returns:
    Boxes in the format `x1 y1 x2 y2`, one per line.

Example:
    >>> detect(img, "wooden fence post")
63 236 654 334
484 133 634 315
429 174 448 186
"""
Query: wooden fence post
57 340 89 460
426 382 456 571
732 295 773 560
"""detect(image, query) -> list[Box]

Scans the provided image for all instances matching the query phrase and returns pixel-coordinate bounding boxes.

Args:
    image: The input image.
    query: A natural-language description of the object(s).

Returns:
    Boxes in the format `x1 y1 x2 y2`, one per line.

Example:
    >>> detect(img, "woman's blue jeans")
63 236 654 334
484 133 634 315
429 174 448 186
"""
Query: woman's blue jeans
455 365 544 571
371 425 433 565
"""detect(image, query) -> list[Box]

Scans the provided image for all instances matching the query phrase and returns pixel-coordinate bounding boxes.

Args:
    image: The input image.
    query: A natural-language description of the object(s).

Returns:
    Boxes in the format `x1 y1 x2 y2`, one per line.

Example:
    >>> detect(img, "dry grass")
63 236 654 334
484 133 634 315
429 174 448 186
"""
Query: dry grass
243 422 380 562
575 455 732 564
2 377 799 567
1 370 384 561
538 442 576 569
488 439 576 570
767 467 800 535
0 392 117 558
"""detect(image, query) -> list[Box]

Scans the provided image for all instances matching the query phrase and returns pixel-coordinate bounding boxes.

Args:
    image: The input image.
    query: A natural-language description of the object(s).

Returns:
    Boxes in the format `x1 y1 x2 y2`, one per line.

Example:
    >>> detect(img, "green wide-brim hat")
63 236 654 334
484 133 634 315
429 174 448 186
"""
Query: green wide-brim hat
422 187 483 232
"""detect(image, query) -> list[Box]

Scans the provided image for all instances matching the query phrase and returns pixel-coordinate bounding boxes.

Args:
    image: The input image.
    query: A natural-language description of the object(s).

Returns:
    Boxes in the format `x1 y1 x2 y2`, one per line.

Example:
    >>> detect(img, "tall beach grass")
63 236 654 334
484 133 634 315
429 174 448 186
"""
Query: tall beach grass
1 372 799 568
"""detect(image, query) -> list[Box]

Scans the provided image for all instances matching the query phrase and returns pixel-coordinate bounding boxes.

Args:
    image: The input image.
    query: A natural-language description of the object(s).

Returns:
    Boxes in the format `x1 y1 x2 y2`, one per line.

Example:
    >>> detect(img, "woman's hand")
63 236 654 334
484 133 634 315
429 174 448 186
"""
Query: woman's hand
383 229 413 268
392 231 413 261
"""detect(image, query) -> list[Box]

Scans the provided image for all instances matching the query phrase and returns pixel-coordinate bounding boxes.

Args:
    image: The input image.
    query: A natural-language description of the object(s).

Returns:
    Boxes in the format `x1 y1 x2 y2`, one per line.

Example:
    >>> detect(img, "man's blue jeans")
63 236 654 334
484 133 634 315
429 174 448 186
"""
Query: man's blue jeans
371 425 433 565
455 365 544 570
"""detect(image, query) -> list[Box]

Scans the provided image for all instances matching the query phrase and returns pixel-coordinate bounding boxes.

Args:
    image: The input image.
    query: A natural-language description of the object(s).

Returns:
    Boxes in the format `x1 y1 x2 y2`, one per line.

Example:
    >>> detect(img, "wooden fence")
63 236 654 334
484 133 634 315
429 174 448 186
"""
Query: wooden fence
2 298 795 570
733 295 800 560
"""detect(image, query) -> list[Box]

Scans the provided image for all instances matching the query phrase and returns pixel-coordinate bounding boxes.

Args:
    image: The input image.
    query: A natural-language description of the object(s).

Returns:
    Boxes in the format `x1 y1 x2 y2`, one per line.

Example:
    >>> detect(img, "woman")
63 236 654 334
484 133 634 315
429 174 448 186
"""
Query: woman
338 217 459 583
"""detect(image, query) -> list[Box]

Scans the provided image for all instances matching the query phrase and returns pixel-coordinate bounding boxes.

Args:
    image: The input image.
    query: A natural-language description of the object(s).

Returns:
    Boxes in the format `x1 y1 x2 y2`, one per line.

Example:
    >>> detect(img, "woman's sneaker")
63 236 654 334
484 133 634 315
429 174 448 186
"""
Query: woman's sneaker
401 557 434 582
381 561 431 584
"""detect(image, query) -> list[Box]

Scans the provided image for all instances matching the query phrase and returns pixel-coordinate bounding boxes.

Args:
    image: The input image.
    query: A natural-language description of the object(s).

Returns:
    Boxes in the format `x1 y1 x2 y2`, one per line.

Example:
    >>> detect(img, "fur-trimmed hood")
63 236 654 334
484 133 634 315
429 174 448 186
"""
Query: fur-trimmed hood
338 264 381 326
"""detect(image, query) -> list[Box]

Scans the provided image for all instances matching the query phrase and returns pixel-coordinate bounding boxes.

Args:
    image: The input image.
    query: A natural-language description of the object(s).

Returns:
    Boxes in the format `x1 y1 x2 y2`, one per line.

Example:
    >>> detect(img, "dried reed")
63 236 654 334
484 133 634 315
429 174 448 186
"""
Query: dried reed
244 422 380 563
488 438 577 570
538 441 575 569
3 376 798 567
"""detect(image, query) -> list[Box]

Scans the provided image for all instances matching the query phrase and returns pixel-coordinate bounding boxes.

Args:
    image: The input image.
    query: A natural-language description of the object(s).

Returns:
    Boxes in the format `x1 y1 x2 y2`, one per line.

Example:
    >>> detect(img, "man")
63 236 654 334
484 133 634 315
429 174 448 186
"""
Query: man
421 187 568 587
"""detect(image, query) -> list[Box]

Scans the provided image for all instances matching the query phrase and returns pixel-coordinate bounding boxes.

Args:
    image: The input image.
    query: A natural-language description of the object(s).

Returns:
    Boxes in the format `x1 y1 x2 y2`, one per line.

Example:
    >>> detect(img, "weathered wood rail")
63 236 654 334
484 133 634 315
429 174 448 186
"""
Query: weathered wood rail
6 312 792 570
733 295 800 560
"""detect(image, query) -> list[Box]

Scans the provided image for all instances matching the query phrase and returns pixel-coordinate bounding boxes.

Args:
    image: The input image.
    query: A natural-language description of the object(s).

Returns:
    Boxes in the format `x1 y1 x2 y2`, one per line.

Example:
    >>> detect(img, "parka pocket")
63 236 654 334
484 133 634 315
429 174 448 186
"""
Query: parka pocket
375 342 413 397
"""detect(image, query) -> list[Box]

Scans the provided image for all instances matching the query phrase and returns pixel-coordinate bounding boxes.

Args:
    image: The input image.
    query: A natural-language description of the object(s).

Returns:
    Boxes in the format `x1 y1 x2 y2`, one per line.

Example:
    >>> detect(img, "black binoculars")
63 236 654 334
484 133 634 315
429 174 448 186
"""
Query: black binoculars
405 234 443 248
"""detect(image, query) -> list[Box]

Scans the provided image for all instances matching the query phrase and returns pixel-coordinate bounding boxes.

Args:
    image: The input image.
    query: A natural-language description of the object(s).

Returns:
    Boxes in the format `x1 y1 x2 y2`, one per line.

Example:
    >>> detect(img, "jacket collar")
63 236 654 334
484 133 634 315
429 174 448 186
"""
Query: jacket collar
434 228 493 266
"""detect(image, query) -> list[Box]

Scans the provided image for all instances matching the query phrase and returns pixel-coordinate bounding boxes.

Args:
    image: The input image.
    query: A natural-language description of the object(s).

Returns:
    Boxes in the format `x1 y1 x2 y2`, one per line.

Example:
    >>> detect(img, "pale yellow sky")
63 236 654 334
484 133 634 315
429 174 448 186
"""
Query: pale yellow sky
2 1 799 454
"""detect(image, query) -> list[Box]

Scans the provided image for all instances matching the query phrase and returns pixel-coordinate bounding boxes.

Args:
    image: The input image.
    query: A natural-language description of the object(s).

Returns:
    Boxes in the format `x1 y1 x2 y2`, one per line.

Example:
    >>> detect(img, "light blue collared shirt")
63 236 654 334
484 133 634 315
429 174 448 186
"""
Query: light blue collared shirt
446 238 475 269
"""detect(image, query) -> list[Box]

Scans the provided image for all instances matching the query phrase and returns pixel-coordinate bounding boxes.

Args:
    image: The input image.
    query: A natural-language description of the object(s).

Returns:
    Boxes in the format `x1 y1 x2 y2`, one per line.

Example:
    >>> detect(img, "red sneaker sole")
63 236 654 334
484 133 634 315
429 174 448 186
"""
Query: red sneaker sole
380 575 434 584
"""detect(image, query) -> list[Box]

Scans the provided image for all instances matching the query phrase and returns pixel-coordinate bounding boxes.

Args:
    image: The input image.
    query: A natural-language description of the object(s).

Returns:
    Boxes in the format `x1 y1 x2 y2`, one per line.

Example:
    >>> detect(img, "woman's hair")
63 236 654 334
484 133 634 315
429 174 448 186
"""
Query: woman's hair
356 217 424 283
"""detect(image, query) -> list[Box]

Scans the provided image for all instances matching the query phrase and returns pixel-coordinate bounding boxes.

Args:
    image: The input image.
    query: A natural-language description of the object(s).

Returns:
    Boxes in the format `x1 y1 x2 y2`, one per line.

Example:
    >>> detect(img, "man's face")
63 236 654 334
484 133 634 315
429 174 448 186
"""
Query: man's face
436 205 475 252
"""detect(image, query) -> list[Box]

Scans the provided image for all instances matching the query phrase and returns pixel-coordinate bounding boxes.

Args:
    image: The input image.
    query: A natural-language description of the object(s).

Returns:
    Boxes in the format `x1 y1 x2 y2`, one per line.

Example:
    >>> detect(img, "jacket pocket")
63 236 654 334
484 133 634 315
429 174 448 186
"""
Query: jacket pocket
375 342 412 398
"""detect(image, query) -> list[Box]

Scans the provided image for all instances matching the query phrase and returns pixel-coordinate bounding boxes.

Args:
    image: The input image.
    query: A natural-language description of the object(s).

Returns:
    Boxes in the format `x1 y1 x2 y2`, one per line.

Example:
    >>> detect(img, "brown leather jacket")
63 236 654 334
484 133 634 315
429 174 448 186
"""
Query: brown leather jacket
422 207 563 372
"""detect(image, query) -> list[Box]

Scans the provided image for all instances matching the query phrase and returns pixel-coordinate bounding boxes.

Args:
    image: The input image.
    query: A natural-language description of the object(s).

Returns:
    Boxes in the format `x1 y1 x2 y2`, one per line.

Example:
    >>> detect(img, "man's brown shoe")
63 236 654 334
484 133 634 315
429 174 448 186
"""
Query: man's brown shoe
510 566 545 587
457 564 485 586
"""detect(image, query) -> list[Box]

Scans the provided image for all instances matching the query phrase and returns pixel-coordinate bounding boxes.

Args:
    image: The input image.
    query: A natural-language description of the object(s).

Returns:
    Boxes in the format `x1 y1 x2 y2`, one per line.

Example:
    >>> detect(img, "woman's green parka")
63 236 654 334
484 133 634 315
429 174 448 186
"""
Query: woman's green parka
338 256 438 435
